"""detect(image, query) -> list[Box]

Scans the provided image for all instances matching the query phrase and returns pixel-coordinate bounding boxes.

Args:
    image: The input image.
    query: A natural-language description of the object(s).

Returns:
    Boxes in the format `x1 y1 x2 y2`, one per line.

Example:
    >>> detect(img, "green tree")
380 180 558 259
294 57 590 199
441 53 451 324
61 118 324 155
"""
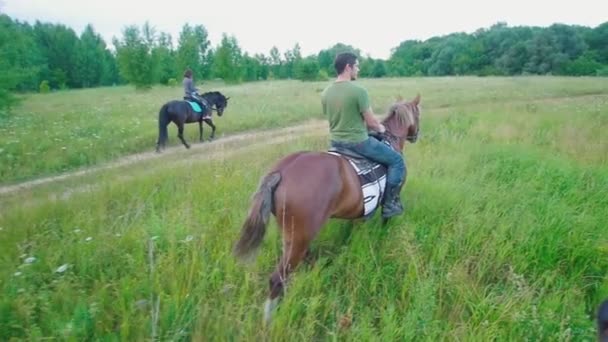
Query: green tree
33 22 79 88
176 24 210 80
254 53 270 80
561 52 604 75
295 56 320 81
0 15 44 111
585 22 608 63
316 43 362 77
113 23 159 89
74 24 106 87
371 59 387 77
212 34 243 83
155 32 177 85
242 53 260 81
283 43 302 79
269 46 282 79
359 56 374 77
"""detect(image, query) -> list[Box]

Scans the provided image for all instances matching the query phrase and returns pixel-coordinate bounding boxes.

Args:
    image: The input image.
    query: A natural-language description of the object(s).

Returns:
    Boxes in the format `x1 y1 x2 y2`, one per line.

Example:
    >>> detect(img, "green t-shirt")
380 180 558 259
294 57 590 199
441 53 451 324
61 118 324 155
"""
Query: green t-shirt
321 81 370 143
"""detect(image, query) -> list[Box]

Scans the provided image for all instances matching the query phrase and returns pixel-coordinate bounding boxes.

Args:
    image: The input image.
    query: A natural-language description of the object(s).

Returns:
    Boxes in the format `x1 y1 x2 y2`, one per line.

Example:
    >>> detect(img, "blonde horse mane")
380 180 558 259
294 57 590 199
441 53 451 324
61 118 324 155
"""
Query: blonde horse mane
382 94 420 128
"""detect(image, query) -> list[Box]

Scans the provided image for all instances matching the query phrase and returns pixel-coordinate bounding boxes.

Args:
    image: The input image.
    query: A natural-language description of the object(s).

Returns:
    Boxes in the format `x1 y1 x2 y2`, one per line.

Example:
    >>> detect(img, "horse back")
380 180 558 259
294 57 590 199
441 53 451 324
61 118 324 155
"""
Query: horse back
163 100 197 121
270 151 364 219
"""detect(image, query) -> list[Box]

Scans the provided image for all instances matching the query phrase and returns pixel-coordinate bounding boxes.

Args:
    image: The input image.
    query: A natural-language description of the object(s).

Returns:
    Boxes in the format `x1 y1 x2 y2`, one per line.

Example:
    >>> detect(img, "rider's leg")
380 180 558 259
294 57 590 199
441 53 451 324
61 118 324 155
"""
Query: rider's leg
331 137 405 218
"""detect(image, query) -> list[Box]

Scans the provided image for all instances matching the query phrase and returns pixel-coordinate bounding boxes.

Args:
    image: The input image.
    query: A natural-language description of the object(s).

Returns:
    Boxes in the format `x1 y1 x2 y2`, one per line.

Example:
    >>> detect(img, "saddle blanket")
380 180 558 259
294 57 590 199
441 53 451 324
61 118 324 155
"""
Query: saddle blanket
187 100 202 112
328 150 387 217
187 98 211 114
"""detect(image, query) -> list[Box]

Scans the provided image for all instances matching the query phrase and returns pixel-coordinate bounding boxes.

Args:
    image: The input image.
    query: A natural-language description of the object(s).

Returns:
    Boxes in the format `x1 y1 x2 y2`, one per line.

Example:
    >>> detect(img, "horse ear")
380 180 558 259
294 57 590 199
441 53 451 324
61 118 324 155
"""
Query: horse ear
413 93 421 105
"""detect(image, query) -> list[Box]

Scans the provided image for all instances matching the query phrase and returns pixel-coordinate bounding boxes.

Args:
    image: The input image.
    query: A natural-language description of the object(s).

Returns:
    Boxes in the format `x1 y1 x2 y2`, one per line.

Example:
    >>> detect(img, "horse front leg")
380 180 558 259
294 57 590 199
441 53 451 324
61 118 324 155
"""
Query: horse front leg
205 119 216 141
199 120 204 142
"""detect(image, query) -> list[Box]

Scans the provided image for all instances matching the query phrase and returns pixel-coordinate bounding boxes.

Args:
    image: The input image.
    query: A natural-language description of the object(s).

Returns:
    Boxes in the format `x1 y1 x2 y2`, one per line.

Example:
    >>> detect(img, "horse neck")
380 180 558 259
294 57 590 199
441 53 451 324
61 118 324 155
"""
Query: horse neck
200 93 214 104
383 116 406 151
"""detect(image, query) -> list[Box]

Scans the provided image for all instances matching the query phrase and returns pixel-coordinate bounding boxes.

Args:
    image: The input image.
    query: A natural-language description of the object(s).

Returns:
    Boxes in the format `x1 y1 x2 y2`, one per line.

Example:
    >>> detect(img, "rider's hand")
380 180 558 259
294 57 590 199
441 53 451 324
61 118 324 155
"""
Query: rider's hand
378 124 386 134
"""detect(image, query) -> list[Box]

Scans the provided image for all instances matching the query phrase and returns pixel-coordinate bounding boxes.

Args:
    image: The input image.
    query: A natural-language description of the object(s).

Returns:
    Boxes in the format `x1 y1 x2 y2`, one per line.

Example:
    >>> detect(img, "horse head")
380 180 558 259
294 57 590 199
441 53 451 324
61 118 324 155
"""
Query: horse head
202 91 230 116
381 94 421 151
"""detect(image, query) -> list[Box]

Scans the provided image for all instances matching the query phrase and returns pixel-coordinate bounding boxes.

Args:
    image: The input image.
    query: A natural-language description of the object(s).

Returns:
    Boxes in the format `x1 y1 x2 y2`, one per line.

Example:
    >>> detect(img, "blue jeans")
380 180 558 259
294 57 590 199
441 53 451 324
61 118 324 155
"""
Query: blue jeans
331 137 405 186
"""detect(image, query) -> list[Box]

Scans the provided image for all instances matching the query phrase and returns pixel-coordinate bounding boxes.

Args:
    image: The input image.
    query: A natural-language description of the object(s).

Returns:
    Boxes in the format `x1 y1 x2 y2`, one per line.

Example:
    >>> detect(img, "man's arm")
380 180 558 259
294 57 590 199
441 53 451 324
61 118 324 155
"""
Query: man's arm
362 108 386 133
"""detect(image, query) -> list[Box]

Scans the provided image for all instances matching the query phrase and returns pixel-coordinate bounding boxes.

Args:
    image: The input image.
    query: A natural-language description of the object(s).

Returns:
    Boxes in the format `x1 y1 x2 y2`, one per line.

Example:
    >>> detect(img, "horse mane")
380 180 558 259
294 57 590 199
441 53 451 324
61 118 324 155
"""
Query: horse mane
201 91 223 98
381 100 416 128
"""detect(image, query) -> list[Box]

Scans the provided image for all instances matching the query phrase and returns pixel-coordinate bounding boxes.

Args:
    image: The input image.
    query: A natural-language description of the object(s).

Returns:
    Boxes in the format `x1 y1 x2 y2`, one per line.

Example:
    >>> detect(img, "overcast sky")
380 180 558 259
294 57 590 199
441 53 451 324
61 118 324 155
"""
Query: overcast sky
1 0 605 59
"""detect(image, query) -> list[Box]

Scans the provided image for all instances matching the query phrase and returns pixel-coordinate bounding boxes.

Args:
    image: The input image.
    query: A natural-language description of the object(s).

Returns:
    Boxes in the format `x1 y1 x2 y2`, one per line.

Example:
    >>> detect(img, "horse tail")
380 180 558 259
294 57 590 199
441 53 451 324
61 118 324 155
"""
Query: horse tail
233 172 282 261
157 103 169 144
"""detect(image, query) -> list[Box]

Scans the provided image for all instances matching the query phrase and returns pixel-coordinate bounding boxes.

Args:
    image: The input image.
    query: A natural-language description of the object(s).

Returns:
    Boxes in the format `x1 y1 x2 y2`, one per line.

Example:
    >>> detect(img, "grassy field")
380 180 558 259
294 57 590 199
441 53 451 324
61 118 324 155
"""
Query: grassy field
0 77 607 340
1 76 607 184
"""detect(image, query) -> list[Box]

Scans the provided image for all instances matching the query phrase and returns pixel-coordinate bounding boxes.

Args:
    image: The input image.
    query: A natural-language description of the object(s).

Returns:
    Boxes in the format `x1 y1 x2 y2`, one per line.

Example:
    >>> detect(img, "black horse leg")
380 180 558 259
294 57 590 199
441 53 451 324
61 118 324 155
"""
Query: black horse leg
177 122 190 149
199 120 204 142
205 119 216 140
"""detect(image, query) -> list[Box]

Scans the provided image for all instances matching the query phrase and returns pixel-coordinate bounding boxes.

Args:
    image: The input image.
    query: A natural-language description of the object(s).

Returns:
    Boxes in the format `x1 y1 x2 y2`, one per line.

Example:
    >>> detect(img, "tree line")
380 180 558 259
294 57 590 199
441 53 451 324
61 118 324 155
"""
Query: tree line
1 13 607 112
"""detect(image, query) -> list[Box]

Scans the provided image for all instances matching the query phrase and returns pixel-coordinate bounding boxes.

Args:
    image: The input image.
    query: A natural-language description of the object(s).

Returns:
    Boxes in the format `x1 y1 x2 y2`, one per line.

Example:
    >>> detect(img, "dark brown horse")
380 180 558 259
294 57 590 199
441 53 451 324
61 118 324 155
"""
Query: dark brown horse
233 94 421 322
599 299 608 342
155 91 230 152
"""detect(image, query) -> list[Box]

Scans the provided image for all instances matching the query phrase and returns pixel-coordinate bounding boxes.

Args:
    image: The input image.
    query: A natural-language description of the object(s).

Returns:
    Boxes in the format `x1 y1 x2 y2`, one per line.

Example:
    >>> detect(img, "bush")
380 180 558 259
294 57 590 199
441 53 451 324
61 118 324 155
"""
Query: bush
295 58 321 81
596 66 608 77
317 70 329 81
167 78 177 86
39 80 50 94
561 54 603 76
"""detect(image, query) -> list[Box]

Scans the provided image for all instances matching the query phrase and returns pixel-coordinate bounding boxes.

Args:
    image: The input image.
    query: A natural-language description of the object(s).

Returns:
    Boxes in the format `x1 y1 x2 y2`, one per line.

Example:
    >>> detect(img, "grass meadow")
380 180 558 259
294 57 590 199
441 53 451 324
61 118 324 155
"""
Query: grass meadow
0 77 607 340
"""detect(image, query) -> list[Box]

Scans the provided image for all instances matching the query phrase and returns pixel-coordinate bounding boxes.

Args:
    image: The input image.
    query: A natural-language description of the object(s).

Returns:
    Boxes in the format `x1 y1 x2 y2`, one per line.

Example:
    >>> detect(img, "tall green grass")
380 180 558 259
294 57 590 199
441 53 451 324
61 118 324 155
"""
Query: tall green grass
1 77 607 184
0 77 606 340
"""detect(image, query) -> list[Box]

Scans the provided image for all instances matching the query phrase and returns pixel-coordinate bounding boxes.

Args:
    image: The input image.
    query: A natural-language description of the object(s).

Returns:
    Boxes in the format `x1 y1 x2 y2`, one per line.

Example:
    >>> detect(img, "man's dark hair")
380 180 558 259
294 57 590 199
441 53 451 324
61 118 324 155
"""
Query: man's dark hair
184 68 193 78
334 52 358 74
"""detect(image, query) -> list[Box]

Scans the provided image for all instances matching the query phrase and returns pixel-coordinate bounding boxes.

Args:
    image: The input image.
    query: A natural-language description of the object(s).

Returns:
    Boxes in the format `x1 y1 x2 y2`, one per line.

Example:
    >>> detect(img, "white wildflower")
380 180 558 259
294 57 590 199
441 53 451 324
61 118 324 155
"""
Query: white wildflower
56 264 69 273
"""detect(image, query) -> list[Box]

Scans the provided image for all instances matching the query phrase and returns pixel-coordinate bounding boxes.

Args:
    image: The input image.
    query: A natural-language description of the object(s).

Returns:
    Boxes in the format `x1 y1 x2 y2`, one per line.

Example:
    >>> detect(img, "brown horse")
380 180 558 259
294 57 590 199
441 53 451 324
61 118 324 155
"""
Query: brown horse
233 94 421 322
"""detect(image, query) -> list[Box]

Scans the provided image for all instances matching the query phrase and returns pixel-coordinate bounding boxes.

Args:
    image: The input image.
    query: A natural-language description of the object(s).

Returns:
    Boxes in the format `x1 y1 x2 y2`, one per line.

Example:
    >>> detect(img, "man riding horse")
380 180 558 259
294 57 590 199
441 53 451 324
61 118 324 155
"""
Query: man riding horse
321 52 406 219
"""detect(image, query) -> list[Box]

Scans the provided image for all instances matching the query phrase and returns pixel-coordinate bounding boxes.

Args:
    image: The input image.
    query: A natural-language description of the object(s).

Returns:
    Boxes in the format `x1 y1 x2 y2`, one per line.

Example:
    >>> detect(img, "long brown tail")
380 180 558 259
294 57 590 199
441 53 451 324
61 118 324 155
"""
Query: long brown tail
233 172 282 261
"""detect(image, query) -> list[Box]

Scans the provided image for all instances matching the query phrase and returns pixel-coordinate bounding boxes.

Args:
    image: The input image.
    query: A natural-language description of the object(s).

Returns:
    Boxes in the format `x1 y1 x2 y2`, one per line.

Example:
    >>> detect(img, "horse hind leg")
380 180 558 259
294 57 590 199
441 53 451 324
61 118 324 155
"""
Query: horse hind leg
177 122 190 149
264 212 328 323
265 233 311 323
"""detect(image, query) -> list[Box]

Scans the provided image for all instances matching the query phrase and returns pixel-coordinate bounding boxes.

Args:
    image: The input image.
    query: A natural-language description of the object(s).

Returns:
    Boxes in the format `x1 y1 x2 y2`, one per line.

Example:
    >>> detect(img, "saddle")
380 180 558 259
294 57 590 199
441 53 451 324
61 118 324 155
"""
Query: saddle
328 139 391 218
184 96 211 117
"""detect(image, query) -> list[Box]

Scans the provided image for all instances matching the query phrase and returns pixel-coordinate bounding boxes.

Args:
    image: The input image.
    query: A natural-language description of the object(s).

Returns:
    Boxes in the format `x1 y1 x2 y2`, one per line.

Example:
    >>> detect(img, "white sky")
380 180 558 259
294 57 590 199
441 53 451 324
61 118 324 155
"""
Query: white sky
1 0 606 59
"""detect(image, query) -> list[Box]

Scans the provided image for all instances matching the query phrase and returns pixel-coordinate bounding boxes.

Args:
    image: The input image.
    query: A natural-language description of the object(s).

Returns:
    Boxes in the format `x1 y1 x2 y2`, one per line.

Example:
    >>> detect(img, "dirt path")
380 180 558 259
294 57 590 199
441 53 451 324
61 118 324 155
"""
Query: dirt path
0 119 327 196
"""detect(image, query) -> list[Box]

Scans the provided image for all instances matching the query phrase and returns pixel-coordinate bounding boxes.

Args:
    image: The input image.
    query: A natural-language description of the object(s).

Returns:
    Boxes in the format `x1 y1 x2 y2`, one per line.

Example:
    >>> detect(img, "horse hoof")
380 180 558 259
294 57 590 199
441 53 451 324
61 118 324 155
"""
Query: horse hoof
264 297 279 324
